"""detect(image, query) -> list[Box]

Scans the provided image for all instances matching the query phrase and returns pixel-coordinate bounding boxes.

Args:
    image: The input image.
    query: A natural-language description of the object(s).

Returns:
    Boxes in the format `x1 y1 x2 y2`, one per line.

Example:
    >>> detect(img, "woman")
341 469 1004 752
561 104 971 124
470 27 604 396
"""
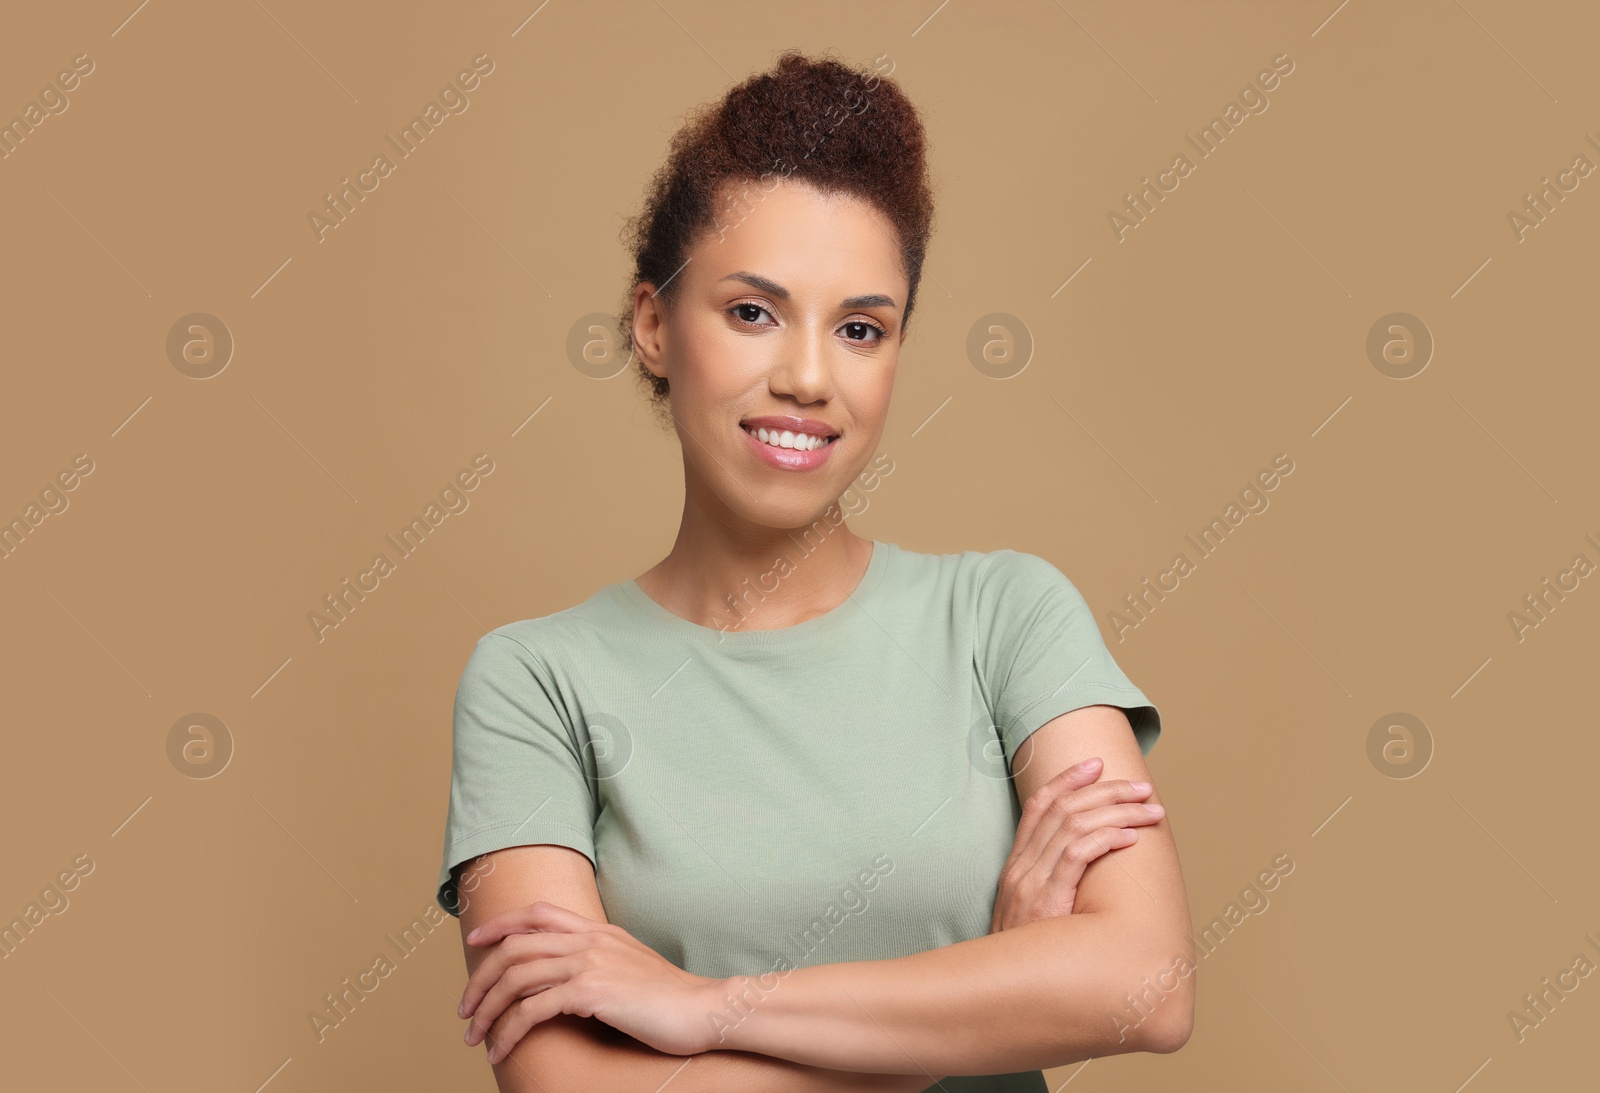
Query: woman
436 49 1193 1092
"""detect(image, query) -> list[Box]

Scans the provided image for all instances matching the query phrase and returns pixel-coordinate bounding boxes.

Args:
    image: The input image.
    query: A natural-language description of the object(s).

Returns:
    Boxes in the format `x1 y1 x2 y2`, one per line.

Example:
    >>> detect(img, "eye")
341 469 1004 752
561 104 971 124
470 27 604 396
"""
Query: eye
727 302 774 326
840 318 888 345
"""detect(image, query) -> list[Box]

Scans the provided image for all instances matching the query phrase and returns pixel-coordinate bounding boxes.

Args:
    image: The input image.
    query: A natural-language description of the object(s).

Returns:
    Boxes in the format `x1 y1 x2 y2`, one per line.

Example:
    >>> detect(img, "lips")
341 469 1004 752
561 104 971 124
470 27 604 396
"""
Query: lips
737 417 839 469
738 415 839 439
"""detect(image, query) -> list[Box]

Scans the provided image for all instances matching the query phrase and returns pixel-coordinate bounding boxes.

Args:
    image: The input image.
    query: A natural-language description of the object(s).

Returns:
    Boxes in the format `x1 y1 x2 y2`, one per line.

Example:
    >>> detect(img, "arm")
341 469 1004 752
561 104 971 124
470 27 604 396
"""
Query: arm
456 843 947 1092
714 704 1195 1073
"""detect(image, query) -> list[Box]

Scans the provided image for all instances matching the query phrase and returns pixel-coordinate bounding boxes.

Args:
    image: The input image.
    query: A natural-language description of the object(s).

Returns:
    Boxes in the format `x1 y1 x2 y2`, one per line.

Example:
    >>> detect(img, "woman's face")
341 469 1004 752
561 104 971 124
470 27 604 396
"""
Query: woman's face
635 178 908 532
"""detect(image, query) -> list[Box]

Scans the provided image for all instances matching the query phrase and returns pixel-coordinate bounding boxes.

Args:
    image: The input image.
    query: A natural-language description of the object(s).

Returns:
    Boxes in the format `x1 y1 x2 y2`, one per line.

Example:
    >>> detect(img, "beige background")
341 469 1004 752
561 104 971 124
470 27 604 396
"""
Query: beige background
2 0 1596 1089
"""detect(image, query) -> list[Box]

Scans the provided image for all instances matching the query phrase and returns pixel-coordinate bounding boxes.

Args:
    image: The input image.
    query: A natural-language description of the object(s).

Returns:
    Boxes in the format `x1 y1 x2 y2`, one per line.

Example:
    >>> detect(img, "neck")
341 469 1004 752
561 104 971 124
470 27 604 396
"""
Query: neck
637 504 872 632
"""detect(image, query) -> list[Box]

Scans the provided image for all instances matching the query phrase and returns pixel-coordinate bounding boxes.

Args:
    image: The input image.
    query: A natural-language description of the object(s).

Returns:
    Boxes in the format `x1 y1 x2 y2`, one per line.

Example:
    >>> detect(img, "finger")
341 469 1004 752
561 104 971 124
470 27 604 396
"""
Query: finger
1012 774 1134 877
460 939 519 1020
466 899 595 947
1052 778 1155 816
1050 825 1139 878
1012 768 1152 858
1052 801 1166 838
1000 824 1140 926
1032 811 1140 886
1015 779 1155 864
465 903 550 948
997 775 1155 923
482 985 576 1065
466 949 583 1047
1038 801 1153 874
461 930 585 1021
1011 758 1104 861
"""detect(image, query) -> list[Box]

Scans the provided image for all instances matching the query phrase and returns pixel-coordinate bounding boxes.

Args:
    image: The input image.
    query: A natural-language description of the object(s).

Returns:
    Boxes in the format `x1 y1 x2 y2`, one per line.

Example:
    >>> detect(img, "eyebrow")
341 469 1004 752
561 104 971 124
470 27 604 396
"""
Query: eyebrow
718 271 897 310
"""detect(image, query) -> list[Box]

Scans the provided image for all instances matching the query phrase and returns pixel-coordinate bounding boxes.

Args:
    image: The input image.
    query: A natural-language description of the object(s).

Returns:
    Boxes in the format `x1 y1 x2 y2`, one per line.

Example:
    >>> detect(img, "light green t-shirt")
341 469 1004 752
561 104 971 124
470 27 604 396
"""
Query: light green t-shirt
436 539 1161 1092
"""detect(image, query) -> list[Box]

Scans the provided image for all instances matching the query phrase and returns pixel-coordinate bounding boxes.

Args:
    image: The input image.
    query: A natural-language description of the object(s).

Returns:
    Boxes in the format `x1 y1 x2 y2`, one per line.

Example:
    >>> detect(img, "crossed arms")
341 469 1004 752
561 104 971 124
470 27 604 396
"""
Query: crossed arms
453 703 1195 1091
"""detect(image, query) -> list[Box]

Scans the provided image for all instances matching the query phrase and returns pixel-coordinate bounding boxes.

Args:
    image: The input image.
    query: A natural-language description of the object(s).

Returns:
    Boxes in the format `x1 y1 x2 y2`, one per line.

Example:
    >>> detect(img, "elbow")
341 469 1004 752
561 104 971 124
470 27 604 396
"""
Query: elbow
1097 932 1196 1057
1140 1001 1194 1054
1134 969 1195 1055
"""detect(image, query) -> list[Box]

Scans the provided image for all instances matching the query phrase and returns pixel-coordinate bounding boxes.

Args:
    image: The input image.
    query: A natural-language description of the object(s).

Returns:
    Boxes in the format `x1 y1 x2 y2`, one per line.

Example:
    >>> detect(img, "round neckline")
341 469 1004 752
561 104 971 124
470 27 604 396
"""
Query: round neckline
615 540 891 643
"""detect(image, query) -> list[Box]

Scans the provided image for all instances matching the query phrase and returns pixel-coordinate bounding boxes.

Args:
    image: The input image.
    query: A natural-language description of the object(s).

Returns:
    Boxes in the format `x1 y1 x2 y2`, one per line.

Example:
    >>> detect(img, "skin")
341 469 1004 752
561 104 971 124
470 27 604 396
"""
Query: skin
452 177 1194 1087
627 176 903 630
457 707 1192 1078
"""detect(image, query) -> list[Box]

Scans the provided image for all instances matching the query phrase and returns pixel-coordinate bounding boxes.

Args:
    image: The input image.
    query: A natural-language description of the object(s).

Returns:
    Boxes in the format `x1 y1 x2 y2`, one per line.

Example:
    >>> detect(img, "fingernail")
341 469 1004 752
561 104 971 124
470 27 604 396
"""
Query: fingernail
467 928 480 942
1130 780 1151 792
1075 757 1101 770
457 1000 465 1017
1143 803 1165 815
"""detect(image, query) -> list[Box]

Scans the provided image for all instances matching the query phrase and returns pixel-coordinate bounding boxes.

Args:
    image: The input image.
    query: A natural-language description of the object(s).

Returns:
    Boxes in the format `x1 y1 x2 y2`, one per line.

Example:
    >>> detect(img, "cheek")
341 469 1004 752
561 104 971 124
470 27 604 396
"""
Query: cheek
836 371 895 445
861 356 897 409
677 322 764 393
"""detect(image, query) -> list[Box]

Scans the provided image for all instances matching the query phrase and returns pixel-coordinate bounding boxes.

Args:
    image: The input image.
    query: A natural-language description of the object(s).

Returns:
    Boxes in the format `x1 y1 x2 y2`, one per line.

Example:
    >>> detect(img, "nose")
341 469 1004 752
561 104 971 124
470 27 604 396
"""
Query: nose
770 322 832 405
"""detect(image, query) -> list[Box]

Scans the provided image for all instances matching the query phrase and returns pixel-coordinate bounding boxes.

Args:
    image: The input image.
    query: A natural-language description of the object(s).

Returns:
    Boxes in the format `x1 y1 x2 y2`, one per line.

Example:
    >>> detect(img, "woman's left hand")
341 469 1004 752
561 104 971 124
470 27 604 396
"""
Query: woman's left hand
458 901 726 1063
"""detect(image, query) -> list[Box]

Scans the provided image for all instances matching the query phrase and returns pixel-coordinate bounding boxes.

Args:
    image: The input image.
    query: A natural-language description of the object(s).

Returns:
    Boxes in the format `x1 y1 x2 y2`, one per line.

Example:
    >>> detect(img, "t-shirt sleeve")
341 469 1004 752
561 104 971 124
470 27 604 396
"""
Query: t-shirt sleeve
435 631 598 918
974 549 1162 768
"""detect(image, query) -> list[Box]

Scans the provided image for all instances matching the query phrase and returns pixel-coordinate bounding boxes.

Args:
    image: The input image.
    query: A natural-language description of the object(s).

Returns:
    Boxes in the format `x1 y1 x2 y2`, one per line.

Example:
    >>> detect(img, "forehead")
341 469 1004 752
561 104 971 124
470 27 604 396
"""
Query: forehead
690 178 905 295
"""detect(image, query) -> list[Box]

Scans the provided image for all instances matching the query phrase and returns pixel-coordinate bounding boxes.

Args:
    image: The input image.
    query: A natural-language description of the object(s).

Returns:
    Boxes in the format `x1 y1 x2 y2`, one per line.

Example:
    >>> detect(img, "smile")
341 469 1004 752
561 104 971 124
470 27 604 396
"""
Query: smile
740 424 836 451
737 422 840 471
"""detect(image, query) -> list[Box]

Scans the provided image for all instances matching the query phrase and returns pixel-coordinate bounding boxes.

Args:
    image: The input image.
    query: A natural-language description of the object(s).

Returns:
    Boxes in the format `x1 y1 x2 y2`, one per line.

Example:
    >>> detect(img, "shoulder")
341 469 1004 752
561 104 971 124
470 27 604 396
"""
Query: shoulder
458 583 622 678
973 547 1087 603
879 539 1021 587
968 549 1106 661
877 542 1085 609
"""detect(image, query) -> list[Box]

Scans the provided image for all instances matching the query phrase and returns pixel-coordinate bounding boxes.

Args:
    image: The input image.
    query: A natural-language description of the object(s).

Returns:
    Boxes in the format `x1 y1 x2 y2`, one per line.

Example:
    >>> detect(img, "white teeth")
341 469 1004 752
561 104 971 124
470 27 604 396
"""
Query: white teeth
747 426 831 451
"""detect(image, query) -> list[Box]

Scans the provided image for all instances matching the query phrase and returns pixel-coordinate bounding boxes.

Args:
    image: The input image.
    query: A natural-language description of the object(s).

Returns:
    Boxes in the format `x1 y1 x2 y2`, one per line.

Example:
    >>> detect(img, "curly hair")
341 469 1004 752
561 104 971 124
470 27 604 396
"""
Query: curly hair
616 48 936 426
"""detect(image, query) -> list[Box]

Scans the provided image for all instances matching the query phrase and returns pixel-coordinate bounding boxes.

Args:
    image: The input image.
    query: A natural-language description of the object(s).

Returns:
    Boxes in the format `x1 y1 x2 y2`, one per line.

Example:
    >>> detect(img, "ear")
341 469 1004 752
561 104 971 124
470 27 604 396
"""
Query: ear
633 282 669 380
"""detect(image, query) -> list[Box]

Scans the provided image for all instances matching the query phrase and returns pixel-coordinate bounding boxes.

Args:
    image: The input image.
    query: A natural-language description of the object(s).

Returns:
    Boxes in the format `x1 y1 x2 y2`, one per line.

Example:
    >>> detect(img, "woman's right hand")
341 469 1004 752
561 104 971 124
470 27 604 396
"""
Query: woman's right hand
989 757 1163 933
